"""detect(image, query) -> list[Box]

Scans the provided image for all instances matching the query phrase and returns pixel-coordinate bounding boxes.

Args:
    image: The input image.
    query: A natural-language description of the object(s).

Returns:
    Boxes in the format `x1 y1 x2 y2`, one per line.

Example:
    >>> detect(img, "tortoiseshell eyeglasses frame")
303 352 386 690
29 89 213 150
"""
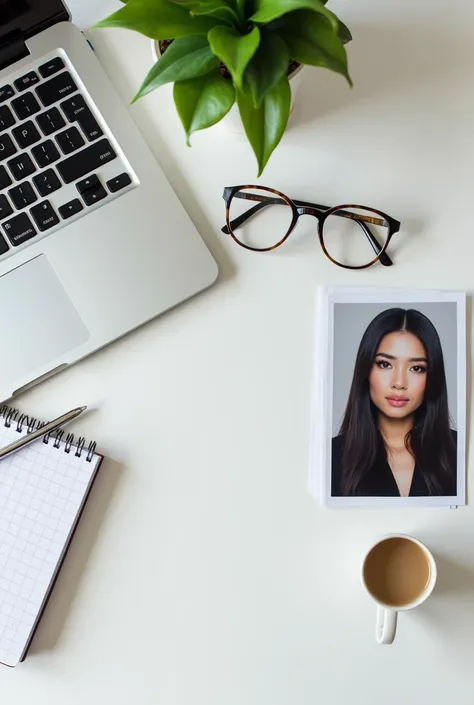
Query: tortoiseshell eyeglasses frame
221 185 401 270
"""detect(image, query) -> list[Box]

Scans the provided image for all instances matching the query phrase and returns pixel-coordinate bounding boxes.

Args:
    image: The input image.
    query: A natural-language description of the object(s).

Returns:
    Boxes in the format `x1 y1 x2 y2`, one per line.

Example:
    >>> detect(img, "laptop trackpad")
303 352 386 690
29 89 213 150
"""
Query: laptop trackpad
0 255 90 384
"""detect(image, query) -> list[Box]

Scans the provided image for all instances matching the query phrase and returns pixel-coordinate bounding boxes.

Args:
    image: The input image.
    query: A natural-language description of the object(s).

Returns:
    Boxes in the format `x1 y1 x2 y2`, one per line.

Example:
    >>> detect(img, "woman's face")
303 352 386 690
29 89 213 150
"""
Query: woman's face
368 331 428 419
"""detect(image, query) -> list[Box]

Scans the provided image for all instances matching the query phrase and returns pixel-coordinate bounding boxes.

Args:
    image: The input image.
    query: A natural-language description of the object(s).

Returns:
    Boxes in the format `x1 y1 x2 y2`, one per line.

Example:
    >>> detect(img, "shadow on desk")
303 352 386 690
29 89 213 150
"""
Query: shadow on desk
434 555 474 597
407 544 474 658
29 456 124 656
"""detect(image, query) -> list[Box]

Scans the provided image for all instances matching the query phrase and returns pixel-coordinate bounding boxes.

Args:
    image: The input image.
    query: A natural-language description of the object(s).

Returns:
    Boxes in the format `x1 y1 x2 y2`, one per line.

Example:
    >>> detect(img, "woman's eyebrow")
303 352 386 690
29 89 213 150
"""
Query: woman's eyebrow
375 352 428 363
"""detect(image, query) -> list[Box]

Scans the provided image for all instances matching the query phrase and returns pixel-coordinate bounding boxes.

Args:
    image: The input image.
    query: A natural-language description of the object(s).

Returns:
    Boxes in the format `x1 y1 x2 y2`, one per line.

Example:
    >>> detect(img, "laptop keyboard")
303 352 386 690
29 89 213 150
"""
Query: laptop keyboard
0 52 136 258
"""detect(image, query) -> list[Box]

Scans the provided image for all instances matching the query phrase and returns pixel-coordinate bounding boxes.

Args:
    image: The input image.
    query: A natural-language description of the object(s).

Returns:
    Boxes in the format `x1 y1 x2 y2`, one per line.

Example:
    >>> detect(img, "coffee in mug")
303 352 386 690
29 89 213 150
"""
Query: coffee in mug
362 534 437 644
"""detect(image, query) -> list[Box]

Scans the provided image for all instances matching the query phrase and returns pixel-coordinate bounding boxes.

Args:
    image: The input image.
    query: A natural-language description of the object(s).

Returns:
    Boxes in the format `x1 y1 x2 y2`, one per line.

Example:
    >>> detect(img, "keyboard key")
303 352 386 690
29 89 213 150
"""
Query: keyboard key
0 134 17 161
0 105 15 132
0 85 14 104
38 57 65 78
56 126 84 155
57 138 116 184
0 194 13 220
107 173 132 193
33 168 61 197
58 198 83 219
11 92 41 120
82 185 107 206
35 71 77 107
0 233 8 255
60 95 103 141
31 140 60 168
14 71 39 92
77 174 107 206
7 153 35 180
8 182 37 209
0 165 12 190
30 200 59 231
36 107 66 136
59 94 87 122
2 212 36 246
76 174 100 194
12 120 41 149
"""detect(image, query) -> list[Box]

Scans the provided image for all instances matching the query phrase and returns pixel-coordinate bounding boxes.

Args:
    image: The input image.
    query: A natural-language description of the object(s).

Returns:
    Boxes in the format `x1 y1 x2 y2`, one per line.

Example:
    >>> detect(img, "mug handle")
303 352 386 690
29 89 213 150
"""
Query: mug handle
376 605 397 644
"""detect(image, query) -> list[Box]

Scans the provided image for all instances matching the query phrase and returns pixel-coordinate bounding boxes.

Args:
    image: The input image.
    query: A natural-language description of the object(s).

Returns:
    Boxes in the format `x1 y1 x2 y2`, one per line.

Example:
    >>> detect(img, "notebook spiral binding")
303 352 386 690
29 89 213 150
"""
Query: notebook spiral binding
0 405 97 462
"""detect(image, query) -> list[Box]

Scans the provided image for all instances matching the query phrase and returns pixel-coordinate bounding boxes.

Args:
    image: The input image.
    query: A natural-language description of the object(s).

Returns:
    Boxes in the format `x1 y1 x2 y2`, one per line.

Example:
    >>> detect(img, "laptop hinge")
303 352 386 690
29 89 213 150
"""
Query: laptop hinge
0 31 29 72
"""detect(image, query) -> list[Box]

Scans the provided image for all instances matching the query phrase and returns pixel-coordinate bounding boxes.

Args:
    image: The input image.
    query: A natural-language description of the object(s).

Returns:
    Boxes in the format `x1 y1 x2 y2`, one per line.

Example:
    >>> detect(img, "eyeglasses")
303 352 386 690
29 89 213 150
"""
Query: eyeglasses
221 185 401 270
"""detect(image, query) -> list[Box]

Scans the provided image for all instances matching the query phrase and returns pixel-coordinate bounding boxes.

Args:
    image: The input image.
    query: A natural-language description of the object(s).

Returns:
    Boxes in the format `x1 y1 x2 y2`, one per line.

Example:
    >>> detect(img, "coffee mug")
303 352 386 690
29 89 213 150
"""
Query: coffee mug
362 534 437 644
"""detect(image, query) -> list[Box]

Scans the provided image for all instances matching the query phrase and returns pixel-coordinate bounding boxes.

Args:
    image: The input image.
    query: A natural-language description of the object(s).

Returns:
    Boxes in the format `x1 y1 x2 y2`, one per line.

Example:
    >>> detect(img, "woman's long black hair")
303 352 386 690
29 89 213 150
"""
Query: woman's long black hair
339 308 456 496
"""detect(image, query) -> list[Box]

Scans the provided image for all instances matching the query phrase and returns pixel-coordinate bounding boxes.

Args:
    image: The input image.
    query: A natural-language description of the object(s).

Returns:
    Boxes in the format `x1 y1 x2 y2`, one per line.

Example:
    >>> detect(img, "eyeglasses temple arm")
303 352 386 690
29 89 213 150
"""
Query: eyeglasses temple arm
359 222 392 266
221 201 274 234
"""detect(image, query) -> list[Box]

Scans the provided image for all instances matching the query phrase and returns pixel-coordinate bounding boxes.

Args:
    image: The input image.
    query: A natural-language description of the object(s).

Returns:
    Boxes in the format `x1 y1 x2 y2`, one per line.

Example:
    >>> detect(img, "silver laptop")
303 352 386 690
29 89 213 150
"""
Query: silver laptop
0 0 218 401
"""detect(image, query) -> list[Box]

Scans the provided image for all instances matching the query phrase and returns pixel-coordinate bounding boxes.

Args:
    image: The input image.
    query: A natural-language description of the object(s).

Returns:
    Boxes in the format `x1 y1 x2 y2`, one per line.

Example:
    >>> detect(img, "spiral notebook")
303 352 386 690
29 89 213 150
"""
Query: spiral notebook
0 405 103 667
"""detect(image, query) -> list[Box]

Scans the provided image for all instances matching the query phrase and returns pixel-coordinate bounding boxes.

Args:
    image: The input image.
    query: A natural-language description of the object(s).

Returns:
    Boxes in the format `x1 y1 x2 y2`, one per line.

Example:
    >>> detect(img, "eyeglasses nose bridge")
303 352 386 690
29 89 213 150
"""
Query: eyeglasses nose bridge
297 206 321 219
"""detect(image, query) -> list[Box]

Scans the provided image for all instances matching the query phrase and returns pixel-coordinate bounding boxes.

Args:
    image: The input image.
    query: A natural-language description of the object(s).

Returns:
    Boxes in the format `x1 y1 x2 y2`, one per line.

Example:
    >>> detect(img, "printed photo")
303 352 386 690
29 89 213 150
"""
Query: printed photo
314 287 466 507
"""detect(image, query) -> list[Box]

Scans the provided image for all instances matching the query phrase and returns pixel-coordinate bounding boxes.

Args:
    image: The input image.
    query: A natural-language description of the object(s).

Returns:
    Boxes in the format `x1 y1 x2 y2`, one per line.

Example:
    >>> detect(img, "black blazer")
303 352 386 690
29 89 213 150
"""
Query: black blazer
331 431 457 497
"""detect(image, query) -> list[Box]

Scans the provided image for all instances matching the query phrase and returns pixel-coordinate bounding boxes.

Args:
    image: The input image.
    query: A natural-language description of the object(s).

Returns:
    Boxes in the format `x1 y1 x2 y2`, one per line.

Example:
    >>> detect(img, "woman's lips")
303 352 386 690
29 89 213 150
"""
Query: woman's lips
386 396 410 408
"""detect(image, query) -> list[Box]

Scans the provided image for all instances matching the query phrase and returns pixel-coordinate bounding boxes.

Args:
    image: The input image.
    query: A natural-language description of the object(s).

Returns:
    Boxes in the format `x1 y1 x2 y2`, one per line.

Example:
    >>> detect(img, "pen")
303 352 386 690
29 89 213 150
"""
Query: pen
0 406 87 461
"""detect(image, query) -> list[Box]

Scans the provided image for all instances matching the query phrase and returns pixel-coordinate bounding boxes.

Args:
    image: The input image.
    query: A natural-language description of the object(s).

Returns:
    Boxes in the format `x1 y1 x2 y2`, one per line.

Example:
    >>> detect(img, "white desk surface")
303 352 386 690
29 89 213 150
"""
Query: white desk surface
2 0 474 701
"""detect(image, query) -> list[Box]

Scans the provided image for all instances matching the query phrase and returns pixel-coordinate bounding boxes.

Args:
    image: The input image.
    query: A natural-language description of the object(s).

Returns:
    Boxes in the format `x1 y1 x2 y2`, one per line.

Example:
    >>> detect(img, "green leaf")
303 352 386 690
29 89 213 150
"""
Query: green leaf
236 0 246 16
245 30 289 106
133 36 219 101
174 71 235 144
190 0 240 25
250 0 338 30
93 0 223 39
237 75 290 176
167 0 201 7
338 19 352 44
275 10 352 85
208 26 260 89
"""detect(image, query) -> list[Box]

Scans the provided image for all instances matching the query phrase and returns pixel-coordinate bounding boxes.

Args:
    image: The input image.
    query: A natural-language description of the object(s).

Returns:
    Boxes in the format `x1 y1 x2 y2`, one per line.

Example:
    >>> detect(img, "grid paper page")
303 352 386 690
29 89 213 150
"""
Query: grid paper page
0 420 101 667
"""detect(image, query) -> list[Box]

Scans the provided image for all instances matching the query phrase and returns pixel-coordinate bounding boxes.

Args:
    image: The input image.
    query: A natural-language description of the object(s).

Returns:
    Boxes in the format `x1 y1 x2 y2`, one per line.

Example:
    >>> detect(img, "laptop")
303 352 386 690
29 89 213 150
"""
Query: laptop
0 0 218 401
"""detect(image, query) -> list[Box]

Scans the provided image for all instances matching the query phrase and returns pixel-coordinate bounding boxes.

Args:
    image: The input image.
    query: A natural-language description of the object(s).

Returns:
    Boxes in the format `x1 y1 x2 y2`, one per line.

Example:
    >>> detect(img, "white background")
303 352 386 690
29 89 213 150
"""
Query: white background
2 0 474 702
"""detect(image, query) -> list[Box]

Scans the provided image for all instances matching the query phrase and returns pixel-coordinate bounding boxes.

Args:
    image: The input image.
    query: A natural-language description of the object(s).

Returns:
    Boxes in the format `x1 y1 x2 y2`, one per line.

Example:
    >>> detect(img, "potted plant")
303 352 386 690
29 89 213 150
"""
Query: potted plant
95 0 352 175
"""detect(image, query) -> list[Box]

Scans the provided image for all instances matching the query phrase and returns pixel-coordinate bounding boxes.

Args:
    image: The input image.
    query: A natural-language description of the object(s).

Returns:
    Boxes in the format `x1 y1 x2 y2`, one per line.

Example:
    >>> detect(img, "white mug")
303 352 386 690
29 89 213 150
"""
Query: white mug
361 534 437 645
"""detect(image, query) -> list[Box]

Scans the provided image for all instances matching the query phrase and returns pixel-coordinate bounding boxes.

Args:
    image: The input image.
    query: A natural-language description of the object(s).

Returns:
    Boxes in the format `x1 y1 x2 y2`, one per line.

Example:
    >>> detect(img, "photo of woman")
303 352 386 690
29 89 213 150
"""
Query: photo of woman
331 307 457 498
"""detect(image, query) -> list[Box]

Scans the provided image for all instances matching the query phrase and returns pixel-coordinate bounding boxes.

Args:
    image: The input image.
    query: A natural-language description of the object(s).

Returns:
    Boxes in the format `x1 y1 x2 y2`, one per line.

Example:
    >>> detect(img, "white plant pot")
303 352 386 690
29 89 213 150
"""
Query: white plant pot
151 39 305 135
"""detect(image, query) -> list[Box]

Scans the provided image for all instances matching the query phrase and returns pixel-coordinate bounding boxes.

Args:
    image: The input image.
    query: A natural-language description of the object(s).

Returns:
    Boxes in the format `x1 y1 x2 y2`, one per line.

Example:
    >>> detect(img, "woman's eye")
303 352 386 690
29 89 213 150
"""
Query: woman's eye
376 360 391 369
411 365 427 374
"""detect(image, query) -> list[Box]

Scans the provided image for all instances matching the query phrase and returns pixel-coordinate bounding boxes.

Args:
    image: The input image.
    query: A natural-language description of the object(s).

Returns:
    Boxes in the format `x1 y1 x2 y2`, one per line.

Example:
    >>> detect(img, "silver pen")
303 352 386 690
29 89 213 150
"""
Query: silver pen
0 406 87 461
